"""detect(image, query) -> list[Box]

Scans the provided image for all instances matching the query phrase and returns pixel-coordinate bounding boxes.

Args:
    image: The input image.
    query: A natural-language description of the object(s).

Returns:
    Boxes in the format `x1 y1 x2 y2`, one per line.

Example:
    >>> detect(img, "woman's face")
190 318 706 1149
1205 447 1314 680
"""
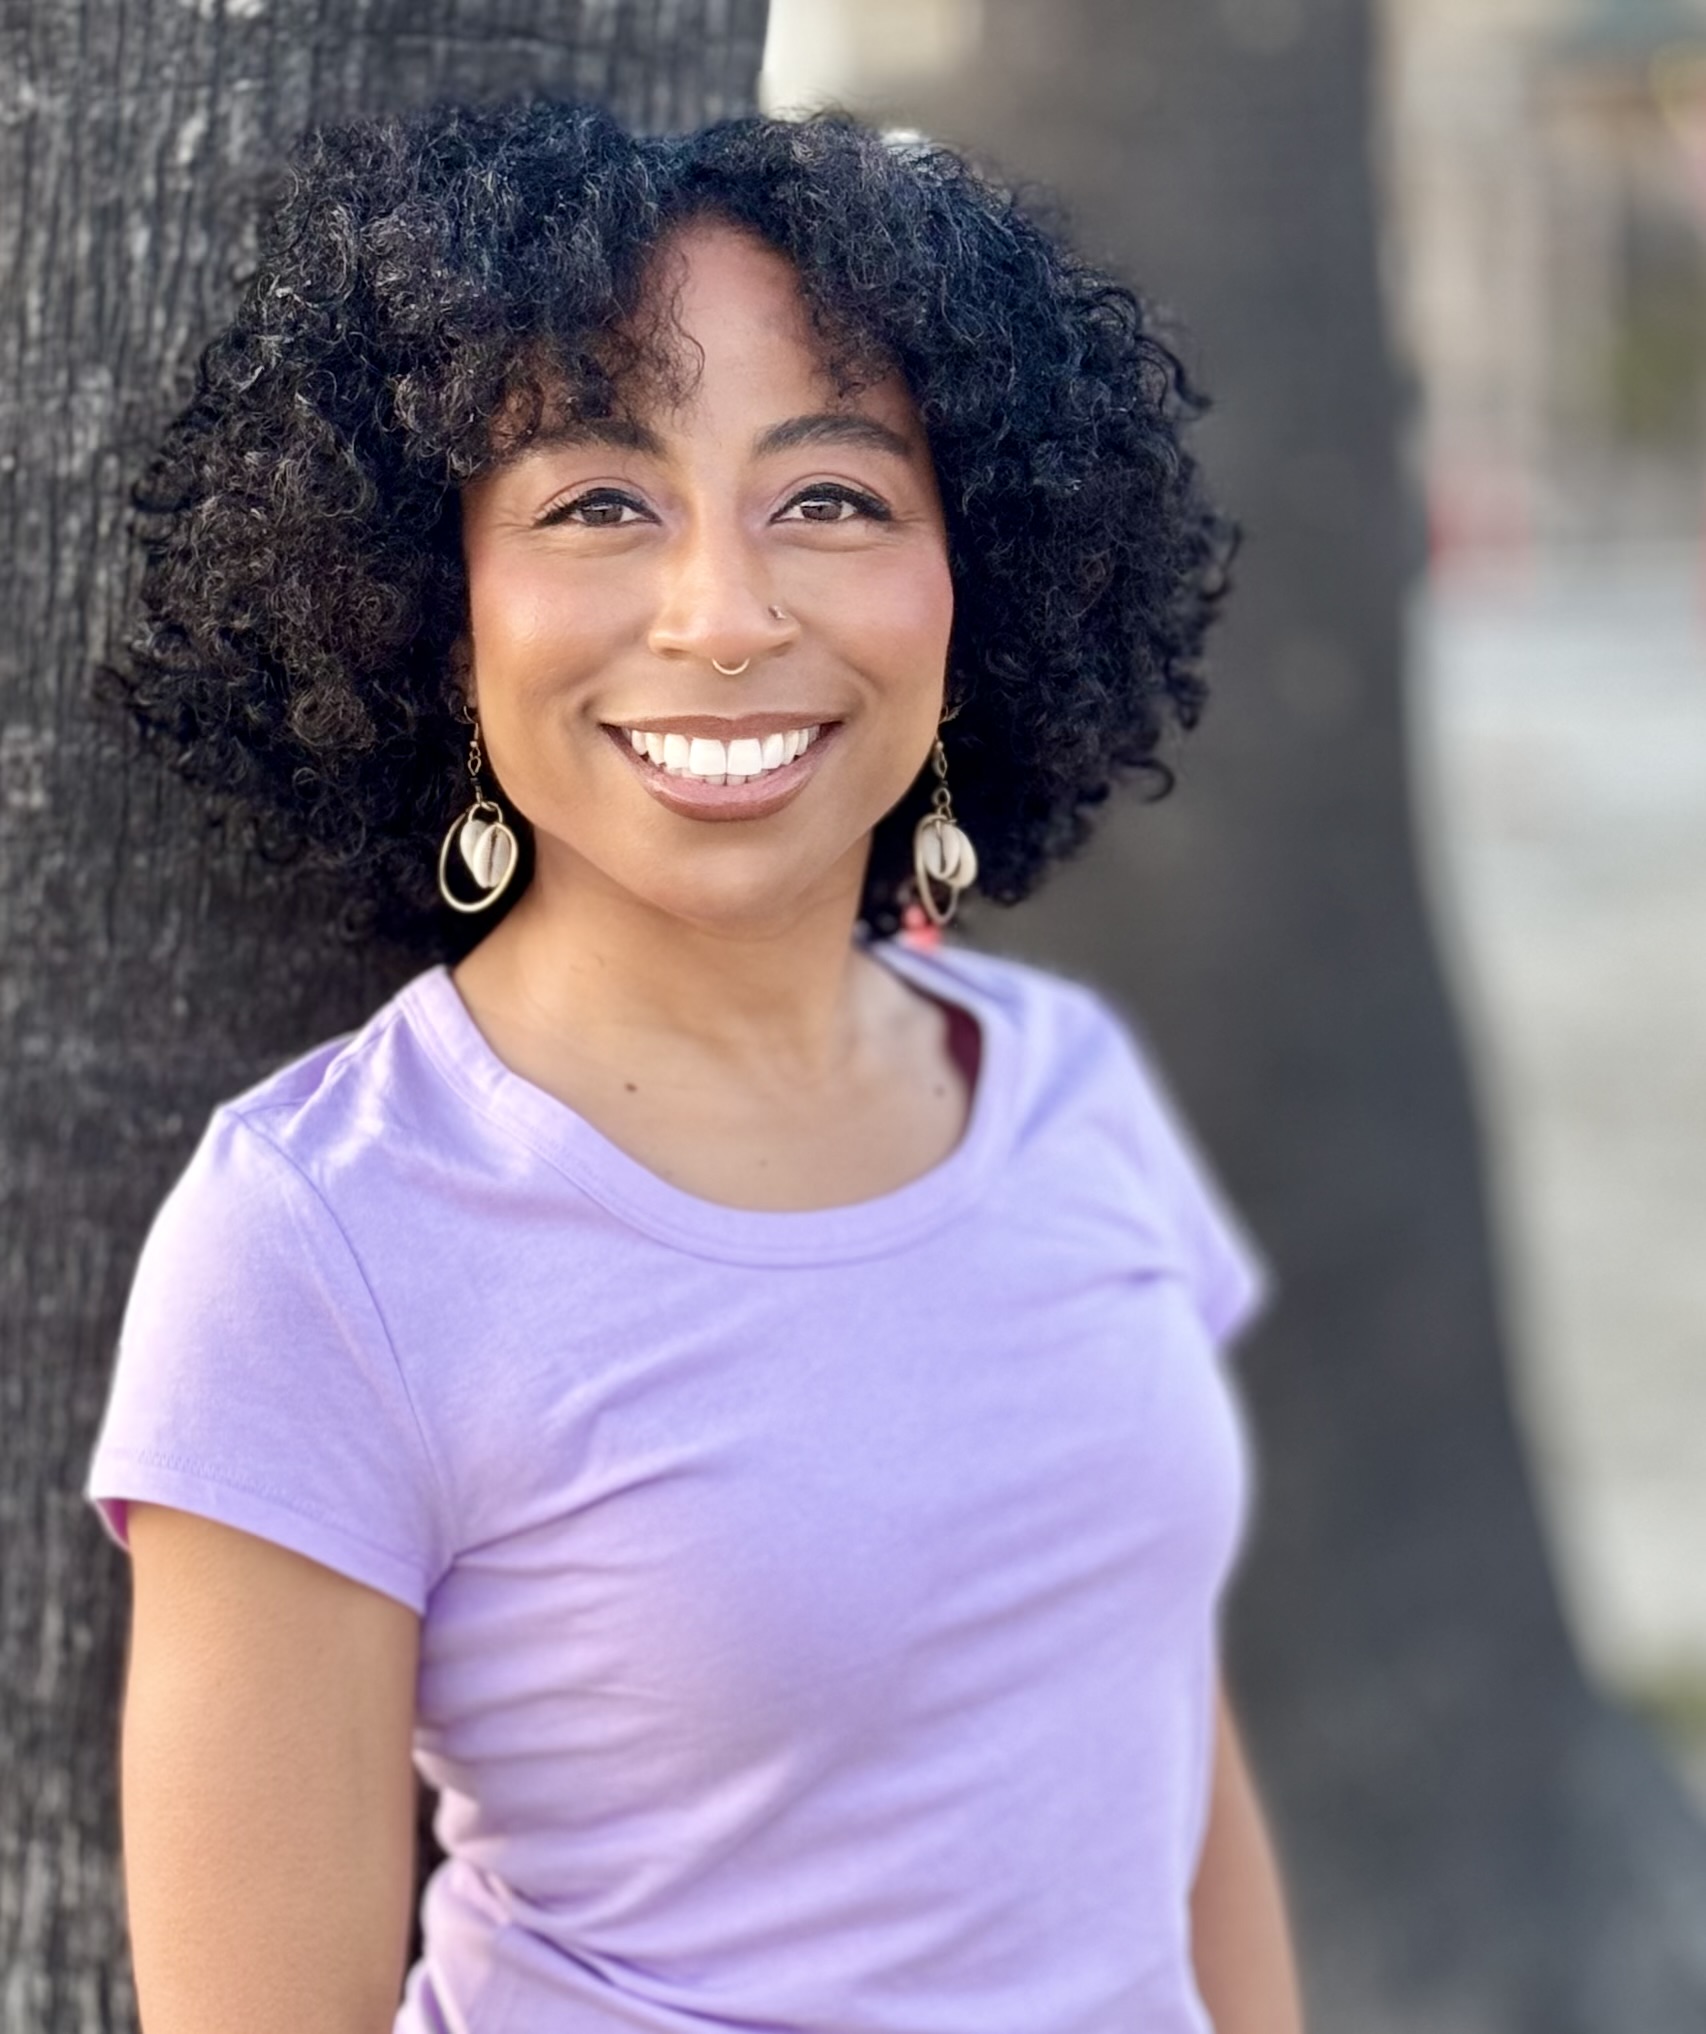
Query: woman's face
457 219 955 933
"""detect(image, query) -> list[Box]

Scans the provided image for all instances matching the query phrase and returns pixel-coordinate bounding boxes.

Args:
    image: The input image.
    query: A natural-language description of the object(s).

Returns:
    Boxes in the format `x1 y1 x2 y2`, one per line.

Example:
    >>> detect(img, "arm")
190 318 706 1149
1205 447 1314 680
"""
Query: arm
121 1502 423 2034
1189 1669 1307 2034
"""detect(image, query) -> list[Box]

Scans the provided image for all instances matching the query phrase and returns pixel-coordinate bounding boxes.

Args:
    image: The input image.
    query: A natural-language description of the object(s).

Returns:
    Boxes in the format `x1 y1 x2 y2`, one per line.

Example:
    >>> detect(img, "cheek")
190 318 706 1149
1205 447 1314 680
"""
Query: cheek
460 565 621 812
468 562 603 668
463 565 646 763
817 545 955 674
911 549 957 649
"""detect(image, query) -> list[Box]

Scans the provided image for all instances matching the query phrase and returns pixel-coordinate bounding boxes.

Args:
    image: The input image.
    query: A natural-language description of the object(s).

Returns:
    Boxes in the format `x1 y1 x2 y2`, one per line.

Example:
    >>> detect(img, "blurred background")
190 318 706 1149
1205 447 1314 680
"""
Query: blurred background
1390 0 1706 1801
763 0 1706 1798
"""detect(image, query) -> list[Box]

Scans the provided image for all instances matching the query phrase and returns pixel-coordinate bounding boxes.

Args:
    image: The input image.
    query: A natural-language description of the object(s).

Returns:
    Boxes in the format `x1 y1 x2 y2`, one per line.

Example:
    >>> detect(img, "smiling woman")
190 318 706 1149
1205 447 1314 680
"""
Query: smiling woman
84 100 1302 2034
453 223 955 947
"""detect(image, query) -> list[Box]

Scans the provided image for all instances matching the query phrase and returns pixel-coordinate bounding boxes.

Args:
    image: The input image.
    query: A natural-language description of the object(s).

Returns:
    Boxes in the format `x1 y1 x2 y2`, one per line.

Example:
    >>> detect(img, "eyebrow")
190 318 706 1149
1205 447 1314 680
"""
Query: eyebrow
511 416 666 459
752 413 916 460
506 410 916 465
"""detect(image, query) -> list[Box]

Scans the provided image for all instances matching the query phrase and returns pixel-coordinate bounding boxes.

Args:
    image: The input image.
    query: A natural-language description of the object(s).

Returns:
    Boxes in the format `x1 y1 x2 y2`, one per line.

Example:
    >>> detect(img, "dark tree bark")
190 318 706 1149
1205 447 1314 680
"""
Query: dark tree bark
871 3 1706 2028
0 5 766 2025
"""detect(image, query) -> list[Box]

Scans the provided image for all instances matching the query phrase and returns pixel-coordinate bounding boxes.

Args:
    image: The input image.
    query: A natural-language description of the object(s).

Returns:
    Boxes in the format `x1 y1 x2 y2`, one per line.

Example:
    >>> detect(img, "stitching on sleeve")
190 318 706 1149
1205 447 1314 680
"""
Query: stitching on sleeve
90 1441 435 1593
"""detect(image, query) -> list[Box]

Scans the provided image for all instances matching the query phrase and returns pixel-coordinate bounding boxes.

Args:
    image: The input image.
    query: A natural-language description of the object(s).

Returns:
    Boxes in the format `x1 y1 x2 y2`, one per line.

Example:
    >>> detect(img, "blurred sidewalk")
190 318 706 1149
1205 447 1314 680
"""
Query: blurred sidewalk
1406 538 1706 1801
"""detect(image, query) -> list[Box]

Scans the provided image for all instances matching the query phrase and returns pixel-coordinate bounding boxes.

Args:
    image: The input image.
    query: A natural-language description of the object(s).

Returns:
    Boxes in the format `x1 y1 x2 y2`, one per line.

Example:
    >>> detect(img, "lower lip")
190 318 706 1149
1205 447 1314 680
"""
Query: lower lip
603 725 840 822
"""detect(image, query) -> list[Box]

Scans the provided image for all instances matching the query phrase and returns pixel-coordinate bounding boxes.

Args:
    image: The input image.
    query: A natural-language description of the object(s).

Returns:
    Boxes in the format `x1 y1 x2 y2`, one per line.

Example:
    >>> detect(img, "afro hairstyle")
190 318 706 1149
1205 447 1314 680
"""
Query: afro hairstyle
105 97 1239 956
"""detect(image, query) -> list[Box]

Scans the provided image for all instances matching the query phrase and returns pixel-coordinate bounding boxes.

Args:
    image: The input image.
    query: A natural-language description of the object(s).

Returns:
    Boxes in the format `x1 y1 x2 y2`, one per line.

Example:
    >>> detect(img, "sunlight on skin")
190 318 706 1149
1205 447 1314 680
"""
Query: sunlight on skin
455 221 955 1002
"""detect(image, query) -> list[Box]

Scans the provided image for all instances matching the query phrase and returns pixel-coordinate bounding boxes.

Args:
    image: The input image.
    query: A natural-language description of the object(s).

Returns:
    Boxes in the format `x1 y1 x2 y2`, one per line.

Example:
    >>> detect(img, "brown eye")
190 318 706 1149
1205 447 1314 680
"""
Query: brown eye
535 487 652 530
778 484 891 526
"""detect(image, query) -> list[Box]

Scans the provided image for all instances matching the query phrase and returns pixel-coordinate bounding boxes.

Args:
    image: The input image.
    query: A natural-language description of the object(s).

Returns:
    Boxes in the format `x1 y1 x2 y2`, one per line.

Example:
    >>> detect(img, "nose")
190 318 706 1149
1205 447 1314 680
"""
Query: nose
645 509 796 673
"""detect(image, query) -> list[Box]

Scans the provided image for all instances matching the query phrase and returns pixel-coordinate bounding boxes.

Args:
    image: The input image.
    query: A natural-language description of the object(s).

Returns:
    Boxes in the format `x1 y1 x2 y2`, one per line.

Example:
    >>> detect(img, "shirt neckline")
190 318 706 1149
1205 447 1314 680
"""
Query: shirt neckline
400 935 1018 1267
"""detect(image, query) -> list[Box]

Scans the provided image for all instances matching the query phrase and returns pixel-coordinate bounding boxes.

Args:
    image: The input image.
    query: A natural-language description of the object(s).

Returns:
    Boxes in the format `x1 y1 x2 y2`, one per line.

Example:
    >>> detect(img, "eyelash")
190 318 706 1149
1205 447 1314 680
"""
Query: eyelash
534 482 892 529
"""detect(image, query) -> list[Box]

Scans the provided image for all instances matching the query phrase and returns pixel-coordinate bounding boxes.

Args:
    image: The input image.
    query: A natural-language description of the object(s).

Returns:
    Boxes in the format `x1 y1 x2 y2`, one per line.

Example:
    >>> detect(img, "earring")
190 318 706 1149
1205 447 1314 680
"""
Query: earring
437 718 520 914
912 735 979 927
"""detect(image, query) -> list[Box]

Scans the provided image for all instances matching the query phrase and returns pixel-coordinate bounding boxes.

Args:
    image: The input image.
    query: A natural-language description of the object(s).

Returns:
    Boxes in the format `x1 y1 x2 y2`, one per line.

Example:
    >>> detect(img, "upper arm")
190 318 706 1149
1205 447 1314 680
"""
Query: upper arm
121 1502 422 2034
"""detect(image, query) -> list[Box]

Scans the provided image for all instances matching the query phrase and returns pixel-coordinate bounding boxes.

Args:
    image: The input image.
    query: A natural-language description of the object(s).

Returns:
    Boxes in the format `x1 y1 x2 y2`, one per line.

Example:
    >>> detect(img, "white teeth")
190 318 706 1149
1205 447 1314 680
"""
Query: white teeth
621 723 826 782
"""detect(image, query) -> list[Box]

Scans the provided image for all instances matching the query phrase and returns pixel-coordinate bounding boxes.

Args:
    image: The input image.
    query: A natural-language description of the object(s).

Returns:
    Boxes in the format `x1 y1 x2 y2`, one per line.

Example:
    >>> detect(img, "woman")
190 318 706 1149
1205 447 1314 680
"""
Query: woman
86 100 1304 2034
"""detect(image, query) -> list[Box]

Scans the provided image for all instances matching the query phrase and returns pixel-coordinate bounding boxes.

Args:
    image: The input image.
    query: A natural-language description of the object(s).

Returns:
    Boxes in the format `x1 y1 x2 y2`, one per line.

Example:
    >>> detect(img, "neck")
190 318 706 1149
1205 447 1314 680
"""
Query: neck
457 840 885 1085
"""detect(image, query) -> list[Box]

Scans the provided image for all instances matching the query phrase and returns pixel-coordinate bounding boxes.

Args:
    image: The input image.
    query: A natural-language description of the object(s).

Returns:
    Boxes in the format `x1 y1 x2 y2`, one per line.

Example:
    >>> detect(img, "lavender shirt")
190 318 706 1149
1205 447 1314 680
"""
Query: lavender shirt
86 936 1272 2034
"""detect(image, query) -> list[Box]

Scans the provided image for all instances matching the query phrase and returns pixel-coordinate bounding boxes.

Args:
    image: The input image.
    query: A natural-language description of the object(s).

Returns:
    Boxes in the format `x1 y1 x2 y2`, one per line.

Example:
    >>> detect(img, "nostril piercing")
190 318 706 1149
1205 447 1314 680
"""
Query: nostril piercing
711 657 751 676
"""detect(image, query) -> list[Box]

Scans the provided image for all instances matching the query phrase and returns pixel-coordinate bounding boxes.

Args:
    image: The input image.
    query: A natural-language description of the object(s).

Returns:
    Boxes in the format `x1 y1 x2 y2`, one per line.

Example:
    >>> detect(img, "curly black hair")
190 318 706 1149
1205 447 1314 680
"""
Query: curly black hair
104 98 1238 957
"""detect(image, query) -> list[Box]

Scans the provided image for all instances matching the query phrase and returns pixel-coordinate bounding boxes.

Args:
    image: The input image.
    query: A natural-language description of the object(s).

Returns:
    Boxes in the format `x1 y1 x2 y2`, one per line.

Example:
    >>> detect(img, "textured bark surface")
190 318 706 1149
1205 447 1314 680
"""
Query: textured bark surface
0 4 765 2025
881 3 1706 2028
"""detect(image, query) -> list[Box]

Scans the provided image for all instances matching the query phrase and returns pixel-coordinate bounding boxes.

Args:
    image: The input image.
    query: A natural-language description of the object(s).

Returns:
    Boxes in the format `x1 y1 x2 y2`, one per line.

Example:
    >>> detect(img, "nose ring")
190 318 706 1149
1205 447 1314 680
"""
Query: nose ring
711 656 751 676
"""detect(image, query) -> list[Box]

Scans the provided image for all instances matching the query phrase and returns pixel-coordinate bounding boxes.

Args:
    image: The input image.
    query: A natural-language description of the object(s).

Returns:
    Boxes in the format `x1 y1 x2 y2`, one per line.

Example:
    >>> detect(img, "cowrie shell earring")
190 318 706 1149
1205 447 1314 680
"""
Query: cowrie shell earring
437 718 520 914
912 735 978 927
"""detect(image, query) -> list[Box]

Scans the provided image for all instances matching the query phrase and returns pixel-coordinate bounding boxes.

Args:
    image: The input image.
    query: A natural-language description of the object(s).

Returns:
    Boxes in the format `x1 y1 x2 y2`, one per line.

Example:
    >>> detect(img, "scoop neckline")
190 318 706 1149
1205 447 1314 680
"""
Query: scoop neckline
401 935 1017 1267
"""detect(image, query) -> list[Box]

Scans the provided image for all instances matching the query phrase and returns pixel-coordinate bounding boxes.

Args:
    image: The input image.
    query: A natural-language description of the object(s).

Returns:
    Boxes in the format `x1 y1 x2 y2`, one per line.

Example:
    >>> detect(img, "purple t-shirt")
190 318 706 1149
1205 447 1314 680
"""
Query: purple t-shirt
85 935 1272 2034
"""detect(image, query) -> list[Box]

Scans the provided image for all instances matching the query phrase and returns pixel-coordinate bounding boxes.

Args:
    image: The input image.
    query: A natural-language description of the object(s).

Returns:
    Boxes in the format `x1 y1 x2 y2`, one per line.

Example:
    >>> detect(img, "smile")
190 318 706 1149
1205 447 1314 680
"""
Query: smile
621 722 823 786
602 715 841 822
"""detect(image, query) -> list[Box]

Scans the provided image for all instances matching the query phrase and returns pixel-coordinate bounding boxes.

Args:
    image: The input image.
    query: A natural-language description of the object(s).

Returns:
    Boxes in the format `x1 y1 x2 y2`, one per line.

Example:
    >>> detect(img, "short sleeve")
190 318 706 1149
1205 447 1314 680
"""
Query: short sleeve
83 1107 450 1613
1101 1002 1275 1349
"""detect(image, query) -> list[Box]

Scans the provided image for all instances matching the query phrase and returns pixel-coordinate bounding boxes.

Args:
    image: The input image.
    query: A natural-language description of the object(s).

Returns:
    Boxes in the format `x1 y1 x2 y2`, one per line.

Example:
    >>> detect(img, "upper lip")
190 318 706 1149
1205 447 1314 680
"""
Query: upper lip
605 712 840 739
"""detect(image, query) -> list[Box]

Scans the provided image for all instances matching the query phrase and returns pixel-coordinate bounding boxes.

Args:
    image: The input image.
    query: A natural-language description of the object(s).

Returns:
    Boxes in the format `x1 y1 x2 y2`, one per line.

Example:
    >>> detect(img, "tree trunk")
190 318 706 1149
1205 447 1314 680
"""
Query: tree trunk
873 2 1706 2027
0 5 766 2026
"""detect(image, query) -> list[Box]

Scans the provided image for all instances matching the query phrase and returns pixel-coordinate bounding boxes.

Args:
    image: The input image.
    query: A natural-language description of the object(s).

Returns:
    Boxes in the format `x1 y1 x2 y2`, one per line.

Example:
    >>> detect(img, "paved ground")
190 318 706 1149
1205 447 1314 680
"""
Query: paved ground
1406 541 1706 1803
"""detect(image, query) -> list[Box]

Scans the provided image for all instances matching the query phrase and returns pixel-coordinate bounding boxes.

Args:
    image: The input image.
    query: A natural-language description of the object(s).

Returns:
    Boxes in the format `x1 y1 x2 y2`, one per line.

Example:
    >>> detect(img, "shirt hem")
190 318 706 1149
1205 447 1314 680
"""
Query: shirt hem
85 1446 433 1614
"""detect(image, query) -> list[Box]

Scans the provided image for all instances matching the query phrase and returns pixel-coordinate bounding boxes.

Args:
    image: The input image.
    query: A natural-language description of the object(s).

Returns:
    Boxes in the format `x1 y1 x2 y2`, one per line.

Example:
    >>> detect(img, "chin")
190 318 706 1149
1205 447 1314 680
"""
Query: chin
622 842 865 934
639 877 833 936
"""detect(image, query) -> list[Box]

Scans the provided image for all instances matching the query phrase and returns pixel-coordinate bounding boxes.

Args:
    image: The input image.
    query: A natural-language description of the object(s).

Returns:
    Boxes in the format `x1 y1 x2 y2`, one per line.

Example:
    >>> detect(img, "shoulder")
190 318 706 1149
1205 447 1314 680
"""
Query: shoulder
891 939 1149 1132
886 938 1128 1064
95 977 459 1608
197 966 446 1195
125 967 453 1299
909 939 1273 1343
926 942 1212 1185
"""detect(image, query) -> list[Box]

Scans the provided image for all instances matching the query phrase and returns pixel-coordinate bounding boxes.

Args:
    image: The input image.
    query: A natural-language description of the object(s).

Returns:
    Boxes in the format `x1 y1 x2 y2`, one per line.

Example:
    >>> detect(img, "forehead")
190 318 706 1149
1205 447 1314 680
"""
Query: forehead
630 220 905 420
645 219 816 330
